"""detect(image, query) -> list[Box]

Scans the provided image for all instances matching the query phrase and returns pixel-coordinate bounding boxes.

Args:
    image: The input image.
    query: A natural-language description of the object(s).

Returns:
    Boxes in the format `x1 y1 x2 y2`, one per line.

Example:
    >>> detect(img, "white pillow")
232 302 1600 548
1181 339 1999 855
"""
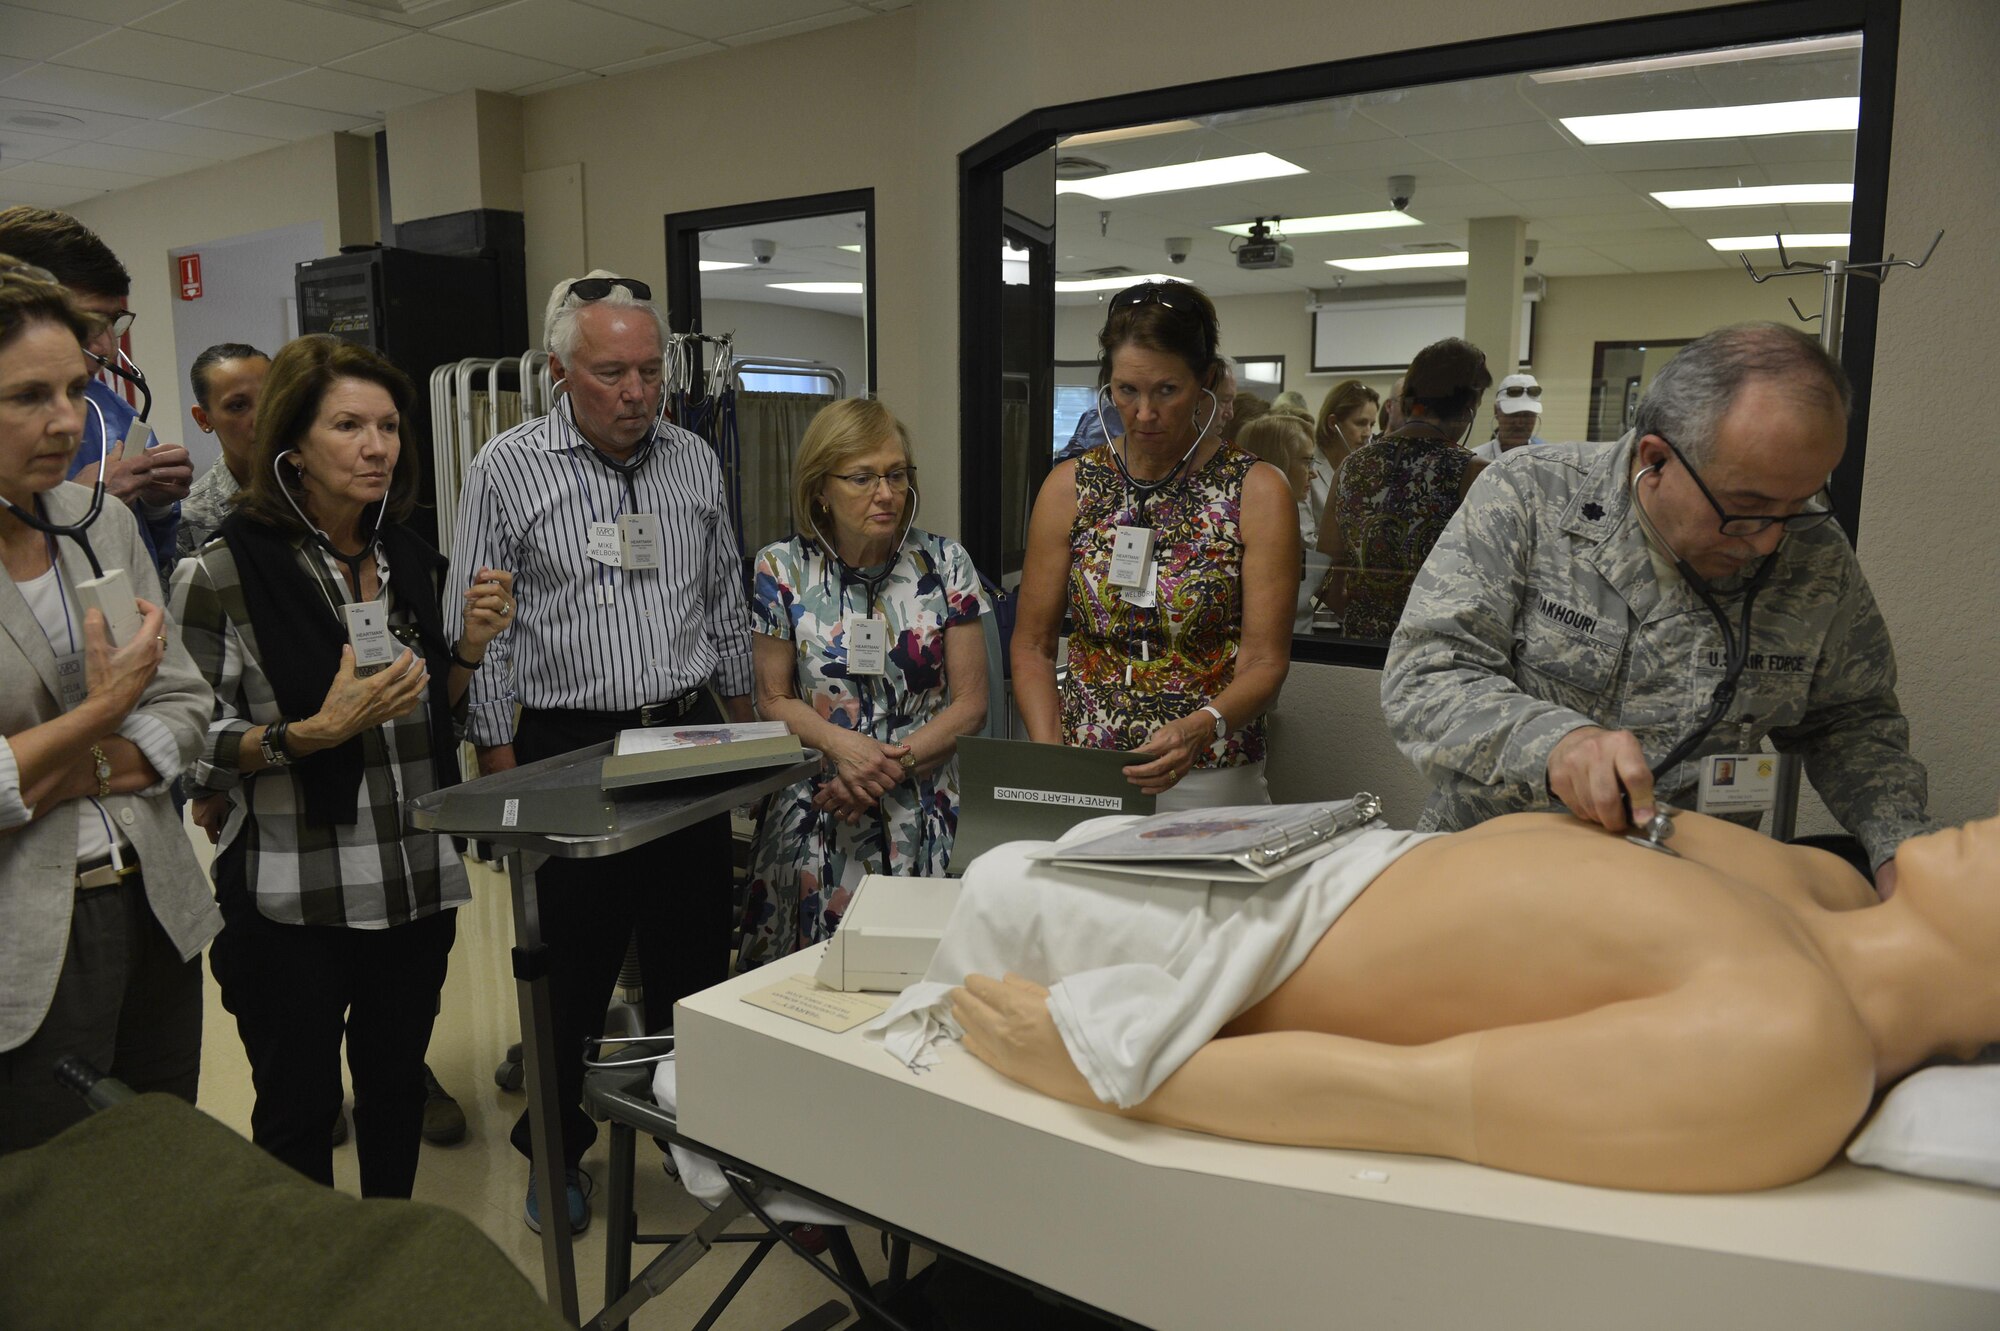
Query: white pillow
1847 1063 2000 1189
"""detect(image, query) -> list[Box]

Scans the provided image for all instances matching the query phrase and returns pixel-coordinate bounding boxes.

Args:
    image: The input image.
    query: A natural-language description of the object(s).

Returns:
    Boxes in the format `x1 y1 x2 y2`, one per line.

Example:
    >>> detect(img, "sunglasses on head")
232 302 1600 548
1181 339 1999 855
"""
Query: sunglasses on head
1108 282 1198 315
568 276 651 303
1499 384 1542 399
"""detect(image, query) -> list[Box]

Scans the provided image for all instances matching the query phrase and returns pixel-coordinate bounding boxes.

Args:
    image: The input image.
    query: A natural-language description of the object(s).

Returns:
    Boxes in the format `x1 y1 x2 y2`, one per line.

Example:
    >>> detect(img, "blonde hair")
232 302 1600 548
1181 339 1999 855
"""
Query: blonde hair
1235 413 1313 494
792 398 916 541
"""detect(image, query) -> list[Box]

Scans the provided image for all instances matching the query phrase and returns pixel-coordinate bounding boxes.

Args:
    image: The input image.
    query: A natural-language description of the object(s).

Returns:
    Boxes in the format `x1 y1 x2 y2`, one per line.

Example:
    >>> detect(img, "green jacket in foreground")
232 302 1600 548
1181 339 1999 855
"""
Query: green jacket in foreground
1381 433 1934 868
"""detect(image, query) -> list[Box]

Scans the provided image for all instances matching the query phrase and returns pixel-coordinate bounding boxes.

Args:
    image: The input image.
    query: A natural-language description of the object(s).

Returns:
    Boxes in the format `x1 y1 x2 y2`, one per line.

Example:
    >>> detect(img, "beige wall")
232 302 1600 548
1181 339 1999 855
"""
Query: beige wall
387 89 524 224
51 0 1999 832
65 132 375 434
701 299 867 400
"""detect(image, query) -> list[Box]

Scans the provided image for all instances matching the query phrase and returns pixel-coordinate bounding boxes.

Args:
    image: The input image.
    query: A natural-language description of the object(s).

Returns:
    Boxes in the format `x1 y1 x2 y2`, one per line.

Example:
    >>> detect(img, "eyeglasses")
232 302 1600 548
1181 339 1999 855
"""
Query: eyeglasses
88 309 137 340
833 467 915 493
1498 383 1542 399
1658 434 1835 537
1108 282 1195 316
567 277 651 303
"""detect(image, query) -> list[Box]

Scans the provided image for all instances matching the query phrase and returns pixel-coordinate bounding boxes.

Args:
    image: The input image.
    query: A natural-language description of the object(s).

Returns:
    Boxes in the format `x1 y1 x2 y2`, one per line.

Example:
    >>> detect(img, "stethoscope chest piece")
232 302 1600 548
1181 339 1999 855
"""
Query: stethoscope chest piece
1625 804 1680 857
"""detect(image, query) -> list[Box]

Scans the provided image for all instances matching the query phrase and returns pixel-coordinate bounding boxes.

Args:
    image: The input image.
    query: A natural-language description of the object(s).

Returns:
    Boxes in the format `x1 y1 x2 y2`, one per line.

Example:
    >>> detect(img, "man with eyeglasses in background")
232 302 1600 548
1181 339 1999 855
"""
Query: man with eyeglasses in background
1383 323 1934 897
1471 371 1550 460
446 269 754 1235
0 207 192 581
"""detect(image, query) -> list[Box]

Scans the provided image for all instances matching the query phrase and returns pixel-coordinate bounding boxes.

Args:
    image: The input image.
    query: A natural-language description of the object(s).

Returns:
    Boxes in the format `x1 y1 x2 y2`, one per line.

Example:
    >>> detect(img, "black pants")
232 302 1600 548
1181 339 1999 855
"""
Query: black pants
0 874 202 1155
508 703 734 1169
208 896 456 1198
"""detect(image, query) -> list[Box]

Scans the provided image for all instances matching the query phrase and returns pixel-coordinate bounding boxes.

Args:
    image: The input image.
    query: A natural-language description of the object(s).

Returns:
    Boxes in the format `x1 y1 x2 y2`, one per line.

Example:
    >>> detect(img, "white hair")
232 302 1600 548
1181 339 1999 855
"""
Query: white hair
543 268 670 364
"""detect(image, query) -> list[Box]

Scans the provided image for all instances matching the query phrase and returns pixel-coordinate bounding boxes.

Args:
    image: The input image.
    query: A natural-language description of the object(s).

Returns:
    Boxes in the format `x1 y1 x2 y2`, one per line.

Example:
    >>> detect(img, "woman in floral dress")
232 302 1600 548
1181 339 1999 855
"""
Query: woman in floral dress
736 399 987 968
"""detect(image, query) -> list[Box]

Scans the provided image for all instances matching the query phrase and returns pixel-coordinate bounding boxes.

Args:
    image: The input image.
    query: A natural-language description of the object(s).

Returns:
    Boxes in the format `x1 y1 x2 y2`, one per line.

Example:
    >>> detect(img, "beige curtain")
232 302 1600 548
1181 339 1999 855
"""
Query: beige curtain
736 391 834 552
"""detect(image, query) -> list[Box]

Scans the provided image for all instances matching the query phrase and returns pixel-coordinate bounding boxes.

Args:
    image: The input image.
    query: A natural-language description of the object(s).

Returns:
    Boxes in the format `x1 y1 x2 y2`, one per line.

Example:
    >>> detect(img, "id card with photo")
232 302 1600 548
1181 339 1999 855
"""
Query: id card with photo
1696 752 1779 813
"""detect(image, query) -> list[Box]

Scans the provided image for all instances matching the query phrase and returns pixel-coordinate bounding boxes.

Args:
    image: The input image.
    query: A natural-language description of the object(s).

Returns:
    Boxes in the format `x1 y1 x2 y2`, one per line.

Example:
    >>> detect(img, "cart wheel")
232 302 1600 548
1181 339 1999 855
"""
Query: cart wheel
494 1041 525 1091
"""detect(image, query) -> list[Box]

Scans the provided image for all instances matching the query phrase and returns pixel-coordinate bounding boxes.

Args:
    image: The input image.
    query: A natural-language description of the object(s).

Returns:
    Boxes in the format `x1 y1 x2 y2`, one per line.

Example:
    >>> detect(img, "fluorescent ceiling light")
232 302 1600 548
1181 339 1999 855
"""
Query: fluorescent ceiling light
1532 34 1861 83
1002 244 1031 262
1562 97 1858 145
1706 233 1849 251
768 282 864 294
838 244 862 253
1054 273 1179 293
1062 119 1203 148
1214 210 1422 236
1054 152 1306 200
699 260 750 271
1652 183 1853 208
1327 252 1468 272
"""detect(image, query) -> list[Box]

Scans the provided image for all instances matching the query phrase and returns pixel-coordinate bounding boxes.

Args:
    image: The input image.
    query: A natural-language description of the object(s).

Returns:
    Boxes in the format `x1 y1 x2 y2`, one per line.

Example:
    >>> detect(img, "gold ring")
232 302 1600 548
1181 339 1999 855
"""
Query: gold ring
155 634 167 647
501 601 512 616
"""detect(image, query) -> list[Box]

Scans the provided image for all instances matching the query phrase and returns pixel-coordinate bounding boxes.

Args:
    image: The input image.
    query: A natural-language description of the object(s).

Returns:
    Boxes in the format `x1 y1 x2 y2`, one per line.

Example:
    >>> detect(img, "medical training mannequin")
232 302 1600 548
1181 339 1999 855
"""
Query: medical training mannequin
951 808 2000 1192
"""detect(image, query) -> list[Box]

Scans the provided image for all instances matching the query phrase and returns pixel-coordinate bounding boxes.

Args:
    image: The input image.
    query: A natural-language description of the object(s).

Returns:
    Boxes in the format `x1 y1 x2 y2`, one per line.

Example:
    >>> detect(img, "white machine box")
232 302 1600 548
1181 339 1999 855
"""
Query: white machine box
814 875 960 993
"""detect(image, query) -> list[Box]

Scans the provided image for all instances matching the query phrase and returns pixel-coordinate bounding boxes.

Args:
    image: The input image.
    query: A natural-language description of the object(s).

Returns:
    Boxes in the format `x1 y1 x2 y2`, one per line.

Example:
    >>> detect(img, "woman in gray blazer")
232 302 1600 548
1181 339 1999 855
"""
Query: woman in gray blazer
0 260 218 1154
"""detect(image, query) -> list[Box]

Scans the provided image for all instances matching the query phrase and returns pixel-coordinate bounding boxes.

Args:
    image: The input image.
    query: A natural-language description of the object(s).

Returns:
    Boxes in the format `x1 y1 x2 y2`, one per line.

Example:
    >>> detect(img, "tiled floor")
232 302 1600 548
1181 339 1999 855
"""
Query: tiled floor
187 828 914 1329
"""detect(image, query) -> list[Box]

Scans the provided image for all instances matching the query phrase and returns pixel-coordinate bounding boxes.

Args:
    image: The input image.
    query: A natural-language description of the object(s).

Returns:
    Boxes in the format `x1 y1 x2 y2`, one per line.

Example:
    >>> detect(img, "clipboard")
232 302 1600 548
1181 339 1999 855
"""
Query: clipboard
948 735 1154 873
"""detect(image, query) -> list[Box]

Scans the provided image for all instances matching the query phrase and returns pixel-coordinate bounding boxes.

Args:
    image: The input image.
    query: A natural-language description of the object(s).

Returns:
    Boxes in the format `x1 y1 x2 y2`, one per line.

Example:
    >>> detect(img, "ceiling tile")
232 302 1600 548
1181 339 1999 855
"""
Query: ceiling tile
50 28 310 94
133 0 412 63
328 33 572 93
592 43 725 76
1583 140 1760 173
1493 171 1626 202
0 56 25 82
245 67 439 117
0 96 145 141
1456 149 1590 183
1748 133 1855 169
102 117 286 160
1351 78 1545 136
1534 251 1630 277
0 126 76 163
0 62 215 118
0 157 156 192
512 71 602 96
37 139 214 177
0 4 111 62
1528 193 1659 219
1407 121 1569 161
10 0 172 21
437 0 701 71
166 95 371 137
1209 104 1399 153
714 9 864 46
0 177 99 207
585 0 851 41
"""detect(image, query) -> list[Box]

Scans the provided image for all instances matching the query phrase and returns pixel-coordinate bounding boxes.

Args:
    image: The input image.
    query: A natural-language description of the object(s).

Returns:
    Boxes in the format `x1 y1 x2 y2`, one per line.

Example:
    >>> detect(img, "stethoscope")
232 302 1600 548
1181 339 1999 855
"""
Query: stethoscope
89 347 152 422
1621 459 1781 855
271 449 387 593
0 394 116 578
1092 384 1219 524
810 487 923 876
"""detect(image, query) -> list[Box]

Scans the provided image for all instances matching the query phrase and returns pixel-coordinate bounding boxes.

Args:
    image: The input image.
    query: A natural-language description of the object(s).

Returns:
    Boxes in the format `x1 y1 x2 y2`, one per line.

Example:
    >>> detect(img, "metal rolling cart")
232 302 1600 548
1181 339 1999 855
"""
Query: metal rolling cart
409 741 818 1325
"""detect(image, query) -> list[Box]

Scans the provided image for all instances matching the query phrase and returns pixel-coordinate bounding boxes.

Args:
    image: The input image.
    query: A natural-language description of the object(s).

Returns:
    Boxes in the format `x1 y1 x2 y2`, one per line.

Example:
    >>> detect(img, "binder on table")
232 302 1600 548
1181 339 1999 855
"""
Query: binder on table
1026 794 1384 882
947 735 1155 874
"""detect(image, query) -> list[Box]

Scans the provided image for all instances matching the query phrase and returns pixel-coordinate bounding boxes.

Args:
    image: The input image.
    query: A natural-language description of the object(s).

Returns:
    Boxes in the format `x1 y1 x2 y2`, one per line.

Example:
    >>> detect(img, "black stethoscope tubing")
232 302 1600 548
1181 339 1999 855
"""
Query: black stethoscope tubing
0 395 116 578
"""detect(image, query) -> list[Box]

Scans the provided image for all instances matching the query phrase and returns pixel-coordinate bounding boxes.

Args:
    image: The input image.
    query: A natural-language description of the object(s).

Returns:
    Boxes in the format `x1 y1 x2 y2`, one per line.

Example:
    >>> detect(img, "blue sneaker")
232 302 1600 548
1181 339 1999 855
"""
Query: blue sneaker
524 1167 593 1235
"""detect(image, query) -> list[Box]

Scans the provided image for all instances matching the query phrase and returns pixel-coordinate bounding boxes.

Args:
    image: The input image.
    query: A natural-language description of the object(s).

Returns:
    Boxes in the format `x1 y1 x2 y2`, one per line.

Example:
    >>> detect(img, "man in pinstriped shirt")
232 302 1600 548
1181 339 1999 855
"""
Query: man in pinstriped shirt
446 271 753 1234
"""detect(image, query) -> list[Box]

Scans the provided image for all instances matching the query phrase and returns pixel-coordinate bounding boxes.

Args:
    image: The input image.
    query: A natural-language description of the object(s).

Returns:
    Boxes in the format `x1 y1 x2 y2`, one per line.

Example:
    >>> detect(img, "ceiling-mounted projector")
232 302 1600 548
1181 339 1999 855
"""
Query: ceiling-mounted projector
1235 217 1293 270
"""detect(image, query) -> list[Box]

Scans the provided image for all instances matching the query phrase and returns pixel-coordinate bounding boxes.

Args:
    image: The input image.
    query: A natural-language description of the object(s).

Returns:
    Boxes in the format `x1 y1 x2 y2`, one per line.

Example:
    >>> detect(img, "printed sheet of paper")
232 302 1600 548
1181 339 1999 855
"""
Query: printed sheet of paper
741 973 891 1033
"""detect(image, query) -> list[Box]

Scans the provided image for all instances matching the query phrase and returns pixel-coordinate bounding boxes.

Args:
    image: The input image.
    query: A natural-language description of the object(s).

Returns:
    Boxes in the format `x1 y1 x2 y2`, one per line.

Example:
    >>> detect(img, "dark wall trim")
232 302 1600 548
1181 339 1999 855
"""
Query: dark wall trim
664 188 877 394
959 0 1901 577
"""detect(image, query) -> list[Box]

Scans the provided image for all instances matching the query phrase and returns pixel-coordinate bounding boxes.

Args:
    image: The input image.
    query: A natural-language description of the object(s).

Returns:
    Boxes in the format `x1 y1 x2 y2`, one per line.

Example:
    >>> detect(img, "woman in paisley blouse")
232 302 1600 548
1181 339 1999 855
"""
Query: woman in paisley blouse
1013 281 1297 810
736 398 987 968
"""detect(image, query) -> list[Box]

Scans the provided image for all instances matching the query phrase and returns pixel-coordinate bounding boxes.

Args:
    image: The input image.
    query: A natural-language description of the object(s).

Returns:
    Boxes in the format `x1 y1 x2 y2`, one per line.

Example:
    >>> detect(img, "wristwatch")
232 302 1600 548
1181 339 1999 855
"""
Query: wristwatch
91 745 112 798
259 720 294 768
1199 704 1228 742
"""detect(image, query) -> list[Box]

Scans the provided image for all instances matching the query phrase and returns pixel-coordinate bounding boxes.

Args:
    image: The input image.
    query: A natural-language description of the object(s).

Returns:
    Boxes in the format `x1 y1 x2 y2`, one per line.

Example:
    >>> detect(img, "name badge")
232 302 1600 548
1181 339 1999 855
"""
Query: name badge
1108 525 1153 589
587 521 622 567
1696 752 1779 814
343 601 397 671
848 616 888 675
55 651 87 712
619 513 663 570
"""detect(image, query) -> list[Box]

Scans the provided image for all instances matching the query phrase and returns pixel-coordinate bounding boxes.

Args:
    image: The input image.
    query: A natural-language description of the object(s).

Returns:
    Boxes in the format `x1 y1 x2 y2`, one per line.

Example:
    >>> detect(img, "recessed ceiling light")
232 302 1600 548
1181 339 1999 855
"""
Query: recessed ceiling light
1532 34 1862 83
1002 244 1030 262
1054 152 1306 200
1062 119 1203 148
1327 253 1469 272
1651 184 1854 208
699 260 750 271
1054 273 1180 293
1562 97 1859 145
1214 211 1422 236
768 282 864 294
1705 233 1850 251
838 244 863 253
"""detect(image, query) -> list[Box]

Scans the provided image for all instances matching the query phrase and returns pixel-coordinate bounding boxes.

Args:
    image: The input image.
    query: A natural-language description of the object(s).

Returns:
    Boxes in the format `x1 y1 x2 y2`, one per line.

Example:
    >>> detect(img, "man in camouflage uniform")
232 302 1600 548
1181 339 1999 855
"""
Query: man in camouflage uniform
1381 323 1933 893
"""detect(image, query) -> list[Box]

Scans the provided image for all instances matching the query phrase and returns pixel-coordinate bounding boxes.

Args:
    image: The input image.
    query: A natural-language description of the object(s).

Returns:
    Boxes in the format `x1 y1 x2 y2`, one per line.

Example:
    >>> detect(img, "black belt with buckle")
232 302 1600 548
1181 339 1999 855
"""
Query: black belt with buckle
636 689 707 727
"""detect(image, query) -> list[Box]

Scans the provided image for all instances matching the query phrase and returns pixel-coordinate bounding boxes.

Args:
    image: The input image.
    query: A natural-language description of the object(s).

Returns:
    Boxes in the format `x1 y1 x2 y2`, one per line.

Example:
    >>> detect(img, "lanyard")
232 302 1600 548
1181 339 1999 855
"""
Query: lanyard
1097 386 1216 525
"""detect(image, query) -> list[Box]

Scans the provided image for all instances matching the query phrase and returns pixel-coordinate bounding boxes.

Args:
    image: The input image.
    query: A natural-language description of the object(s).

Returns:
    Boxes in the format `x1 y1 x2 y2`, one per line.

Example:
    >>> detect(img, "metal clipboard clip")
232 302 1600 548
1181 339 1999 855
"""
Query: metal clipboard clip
1245 792 1383 867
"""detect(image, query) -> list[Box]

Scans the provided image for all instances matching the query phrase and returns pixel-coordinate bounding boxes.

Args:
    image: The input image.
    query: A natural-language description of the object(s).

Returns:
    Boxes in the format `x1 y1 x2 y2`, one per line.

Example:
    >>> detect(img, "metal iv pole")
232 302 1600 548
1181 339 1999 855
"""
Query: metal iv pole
1736 229 1944 841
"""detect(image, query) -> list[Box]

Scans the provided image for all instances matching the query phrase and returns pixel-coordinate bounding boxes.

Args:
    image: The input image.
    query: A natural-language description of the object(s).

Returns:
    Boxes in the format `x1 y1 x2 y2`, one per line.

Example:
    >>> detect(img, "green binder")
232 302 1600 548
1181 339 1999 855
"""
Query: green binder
948 736 1155 873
